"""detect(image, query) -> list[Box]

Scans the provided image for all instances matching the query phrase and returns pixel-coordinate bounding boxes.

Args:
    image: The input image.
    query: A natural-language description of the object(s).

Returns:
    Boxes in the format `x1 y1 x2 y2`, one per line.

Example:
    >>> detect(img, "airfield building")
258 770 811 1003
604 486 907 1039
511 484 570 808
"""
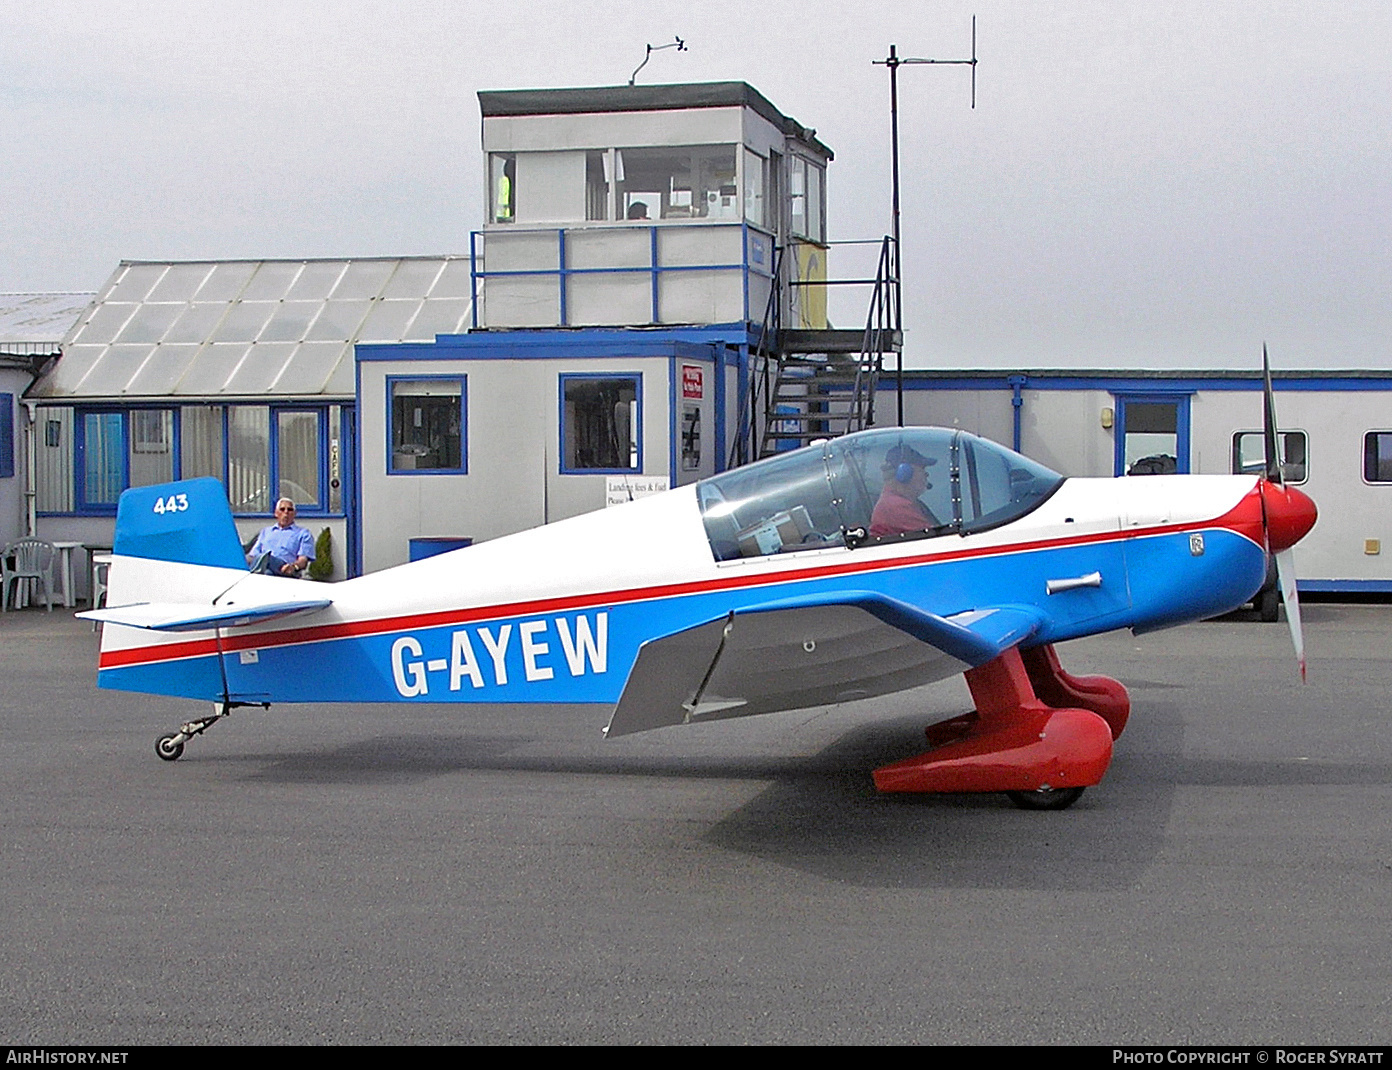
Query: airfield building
9 81 1391 595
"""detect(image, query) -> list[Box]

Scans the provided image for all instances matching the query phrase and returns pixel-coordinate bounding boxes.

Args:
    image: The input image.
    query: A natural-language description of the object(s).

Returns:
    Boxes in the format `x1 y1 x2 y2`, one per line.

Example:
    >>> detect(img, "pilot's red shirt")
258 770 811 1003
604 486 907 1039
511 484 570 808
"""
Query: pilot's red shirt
870 491 936 537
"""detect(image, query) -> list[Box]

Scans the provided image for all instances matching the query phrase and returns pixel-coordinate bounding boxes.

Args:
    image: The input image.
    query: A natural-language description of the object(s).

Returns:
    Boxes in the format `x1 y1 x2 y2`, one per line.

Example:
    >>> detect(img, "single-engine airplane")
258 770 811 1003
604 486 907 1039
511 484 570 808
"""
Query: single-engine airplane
80 355 1316 809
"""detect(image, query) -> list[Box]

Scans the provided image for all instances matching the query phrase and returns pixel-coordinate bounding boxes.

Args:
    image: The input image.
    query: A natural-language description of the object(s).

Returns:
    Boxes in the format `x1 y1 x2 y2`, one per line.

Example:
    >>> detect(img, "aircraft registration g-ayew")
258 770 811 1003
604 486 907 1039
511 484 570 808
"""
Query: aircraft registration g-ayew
82 379 1316 811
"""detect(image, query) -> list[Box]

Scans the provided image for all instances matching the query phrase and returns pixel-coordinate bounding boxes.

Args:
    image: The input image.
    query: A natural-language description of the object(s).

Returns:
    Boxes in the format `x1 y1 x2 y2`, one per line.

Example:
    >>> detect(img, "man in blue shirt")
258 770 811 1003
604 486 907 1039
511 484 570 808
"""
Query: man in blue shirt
248 498 315 577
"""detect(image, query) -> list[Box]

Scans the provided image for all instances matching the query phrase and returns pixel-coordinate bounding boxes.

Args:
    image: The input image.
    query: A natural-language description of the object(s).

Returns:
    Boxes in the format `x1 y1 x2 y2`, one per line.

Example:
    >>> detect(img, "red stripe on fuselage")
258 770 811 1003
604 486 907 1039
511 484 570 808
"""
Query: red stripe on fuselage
101 486 1266 670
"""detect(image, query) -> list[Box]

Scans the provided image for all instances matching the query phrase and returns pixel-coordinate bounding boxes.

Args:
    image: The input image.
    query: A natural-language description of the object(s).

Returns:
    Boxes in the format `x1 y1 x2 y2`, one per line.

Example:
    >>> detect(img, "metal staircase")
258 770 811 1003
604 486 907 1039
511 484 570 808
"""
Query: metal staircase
730 237 902 466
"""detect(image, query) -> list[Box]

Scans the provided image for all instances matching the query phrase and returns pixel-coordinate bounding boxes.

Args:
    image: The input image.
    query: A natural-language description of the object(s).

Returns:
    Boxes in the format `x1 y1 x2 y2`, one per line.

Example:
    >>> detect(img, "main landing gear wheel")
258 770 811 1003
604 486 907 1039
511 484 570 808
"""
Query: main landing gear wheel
155 734 185 761
1007 786 1085 811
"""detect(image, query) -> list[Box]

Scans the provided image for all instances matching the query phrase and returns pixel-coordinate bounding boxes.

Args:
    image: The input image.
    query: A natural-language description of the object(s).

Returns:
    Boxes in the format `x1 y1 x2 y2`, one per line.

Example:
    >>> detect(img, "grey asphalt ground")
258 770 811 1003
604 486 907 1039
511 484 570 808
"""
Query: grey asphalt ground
1 604 1389 1045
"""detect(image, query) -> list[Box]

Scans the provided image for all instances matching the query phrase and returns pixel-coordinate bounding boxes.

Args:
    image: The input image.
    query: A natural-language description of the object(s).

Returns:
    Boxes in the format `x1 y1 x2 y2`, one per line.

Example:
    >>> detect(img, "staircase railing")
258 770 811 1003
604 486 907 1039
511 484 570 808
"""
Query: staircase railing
847 235 899 433
751 235 901 459
728 245 783 469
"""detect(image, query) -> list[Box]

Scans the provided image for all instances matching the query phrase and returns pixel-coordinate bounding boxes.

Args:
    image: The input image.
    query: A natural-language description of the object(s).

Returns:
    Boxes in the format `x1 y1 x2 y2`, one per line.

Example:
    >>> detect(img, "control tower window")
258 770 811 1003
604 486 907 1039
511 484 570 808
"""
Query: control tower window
743 149 766 228
490 154 516 223
789 157 825 243
616 146 738 221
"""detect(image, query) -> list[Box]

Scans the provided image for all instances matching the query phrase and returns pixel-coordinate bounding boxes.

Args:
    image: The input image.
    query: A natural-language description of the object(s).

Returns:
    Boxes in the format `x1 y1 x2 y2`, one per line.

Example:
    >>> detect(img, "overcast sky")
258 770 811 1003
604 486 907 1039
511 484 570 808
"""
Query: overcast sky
4 1 1389 368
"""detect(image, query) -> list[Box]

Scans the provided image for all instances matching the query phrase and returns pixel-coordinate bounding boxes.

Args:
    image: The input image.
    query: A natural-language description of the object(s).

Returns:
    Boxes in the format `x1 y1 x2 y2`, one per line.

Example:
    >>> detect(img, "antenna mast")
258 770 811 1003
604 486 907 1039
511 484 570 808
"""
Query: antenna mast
873 17 977 426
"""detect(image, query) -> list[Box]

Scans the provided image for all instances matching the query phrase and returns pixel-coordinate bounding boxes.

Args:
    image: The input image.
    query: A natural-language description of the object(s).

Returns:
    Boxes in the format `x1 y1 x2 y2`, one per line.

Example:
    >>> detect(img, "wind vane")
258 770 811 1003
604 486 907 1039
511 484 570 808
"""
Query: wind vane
629 37 687 86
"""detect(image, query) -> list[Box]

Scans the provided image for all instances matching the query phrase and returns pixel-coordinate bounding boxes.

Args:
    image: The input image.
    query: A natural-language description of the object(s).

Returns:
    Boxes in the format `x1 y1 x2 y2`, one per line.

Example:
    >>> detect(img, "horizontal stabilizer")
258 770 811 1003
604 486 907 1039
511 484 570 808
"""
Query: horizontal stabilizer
78 598 332 632
605 593 1044 739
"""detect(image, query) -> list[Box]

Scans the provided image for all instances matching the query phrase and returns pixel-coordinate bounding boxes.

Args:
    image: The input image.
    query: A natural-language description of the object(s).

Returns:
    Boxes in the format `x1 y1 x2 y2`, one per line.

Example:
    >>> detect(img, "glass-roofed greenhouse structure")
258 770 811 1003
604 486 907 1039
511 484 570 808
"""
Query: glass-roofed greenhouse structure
26 257 474 580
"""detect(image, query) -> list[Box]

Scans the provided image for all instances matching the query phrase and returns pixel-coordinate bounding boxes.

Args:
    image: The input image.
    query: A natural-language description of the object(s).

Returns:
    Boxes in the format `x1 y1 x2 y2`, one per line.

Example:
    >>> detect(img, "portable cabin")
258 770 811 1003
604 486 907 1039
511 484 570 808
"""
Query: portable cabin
895 369 1392 593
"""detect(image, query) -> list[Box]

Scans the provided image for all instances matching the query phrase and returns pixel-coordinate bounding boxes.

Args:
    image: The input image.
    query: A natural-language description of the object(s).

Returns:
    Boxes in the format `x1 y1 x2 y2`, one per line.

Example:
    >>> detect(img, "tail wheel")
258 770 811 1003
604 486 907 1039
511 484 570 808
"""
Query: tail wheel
155 734 185 761
1007 787 1085 811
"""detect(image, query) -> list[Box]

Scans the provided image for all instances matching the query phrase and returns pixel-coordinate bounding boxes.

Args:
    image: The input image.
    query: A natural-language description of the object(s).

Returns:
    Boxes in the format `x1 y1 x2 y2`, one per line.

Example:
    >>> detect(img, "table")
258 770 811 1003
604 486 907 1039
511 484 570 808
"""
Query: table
50 541 85 608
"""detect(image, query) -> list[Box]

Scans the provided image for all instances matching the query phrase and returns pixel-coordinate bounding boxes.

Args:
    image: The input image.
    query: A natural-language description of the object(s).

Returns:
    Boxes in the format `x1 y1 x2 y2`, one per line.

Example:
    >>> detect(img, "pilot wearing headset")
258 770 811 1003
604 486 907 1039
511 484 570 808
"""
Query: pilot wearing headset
869 444 941 538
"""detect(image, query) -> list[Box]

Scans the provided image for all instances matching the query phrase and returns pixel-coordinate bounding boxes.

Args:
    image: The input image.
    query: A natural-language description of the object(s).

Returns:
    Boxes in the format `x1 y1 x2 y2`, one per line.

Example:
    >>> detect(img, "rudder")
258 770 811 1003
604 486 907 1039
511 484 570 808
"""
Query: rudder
113 478 246 570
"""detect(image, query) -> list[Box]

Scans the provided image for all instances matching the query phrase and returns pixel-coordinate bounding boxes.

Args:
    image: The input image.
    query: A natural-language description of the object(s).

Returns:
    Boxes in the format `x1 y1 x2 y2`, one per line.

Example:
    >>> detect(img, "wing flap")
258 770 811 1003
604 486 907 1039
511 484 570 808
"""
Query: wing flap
604 592 1043 739
77 598 332 632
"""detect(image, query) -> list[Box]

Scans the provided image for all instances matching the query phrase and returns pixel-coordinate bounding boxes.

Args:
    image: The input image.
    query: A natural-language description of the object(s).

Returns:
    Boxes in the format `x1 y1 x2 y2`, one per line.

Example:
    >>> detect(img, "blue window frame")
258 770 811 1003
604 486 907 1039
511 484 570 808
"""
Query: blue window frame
0 393 13 478
559 373 641 474
40 403 339 516
1113 394 1192 476
79 411 131 510
387 376 467 475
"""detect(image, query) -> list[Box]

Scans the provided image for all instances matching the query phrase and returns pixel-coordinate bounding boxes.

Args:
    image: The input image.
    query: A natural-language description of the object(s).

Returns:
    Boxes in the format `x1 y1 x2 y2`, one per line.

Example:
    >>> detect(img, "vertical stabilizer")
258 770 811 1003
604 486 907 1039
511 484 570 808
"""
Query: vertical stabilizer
113 478 246 569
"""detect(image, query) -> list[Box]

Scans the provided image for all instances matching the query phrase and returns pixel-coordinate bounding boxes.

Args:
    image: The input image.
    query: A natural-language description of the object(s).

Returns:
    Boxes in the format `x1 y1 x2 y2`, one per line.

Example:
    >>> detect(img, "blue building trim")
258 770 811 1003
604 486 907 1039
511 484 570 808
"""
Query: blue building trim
351 355 365 577
0 393 12 479
893 372 1392 393
469 223 774 329
1299 580 1392 594
557 371 643 476
1111 393 1193 476
359 324 760 364
384 374 468 477
667 356 678 488
713 345 728 473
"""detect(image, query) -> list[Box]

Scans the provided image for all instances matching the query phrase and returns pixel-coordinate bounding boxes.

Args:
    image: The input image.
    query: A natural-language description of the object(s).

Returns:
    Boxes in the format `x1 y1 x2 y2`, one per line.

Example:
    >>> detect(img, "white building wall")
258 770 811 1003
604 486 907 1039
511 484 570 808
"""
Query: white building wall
1021 389 1117 478
894 377 1392 586
483 107 748 154
359 356 674 573
1190 388 1391 584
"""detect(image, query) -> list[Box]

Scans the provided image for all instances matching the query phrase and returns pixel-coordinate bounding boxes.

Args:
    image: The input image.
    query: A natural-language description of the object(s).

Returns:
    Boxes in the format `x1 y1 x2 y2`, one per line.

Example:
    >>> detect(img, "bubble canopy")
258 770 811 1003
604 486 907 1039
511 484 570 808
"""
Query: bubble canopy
697 428 1064 562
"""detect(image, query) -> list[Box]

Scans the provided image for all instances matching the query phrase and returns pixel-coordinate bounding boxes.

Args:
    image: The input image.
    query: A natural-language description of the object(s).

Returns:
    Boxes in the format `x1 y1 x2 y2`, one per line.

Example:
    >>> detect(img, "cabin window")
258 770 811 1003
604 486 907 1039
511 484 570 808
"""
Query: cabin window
697 428 1064 562
698 445 845 561
388 377 466 474
825 429 958 545
1231 431 1307 484
1364 432 1392 483
957 434 1065 534
560 374 640 473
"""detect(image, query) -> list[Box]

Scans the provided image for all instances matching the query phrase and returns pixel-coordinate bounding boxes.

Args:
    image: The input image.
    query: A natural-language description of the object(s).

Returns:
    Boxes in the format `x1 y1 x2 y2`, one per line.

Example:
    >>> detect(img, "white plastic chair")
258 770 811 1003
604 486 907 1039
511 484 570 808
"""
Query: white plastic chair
89 553 112 630
2 538 57 612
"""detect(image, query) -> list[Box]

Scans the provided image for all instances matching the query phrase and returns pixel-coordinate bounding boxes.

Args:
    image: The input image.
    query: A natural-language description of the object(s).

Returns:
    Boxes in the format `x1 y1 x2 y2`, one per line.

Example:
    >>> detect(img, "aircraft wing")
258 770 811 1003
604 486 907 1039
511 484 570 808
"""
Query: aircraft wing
77 598 332 632
604 592 1044 738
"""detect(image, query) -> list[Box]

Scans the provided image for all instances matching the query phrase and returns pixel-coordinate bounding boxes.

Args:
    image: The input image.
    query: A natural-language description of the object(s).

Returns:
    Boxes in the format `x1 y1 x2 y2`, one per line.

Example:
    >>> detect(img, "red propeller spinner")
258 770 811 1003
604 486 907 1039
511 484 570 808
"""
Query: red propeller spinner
1260 480 1317 553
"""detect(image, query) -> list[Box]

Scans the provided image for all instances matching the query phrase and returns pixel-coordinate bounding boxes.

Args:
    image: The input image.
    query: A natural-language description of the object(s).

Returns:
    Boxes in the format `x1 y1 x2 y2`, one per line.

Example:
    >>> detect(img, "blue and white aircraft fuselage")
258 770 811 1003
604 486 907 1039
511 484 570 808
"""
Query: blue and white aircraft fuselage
84 426 1317 809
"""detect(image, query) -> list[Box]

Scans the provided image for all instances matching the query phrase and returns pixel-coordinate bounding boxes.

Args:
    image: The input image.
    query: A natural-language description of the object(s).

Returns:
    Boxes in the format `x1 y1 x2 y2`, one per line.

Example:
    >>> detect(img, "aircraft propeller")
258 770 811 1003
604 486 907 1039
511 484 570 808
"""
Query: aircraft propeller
1259 344 1317 680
